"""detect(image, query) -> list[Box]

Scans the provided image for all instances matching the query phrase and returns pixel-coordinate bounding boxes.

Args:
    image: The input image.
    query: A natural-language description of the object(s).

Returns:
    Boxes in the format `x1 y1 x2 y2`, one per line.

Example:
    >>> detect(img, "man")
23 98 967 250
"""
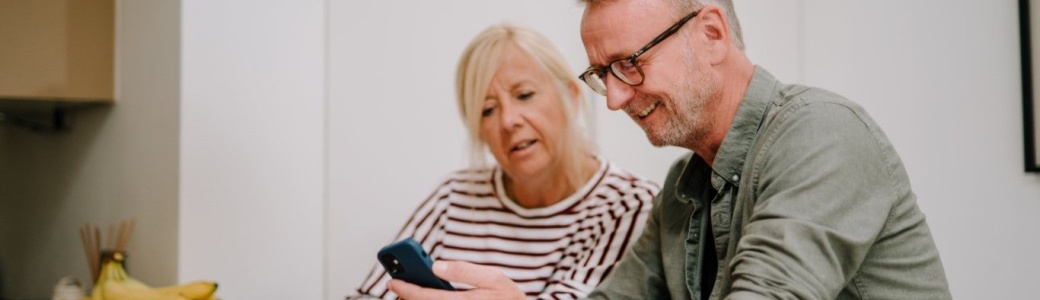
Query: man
389 0 952 299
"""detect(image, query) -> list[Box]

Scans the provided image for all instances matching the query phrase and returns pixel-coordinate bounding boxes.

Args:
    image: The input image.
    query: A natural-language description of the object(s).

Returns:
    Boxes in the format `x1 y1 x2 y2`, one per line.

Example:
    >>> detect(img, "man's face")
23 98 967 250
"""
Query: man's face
580 0 720 147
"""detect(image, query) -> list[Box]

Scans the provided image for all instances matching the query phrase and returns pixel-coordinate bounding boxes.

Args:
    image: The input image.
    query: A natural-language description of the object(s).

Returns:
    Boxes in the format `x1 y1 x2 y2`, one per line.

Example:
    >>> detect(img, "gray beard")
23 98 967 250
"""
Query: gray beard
647 61 718 148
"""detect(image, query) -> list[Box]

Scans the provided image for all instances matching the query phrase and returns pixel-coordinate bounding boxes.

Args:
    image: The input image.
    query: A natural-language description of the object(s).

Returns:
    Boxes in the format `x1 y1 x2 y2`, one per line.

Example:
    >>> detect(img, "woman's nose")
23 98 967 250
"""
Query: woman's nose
499 103 524 131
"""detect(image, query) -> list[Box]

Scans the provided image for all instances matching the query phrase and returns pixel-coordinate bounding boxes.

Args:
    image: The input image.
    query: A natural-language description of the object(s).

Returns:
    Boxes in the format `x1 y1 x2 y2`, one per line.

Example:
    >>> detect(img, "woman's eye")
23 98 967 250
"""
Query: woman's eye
481 106 495 117
518 91 535 101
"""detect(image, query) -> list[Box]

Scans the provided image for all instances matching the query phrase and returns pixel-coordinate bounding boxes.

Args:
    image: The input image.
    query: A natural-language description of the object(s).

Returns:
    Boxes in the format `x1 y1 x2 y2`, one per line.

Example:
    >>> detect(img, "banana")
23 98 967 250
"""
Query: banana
92 260 120 300
103 280 190 300
154 281 218 299
89 252 219 300
92 253 150 300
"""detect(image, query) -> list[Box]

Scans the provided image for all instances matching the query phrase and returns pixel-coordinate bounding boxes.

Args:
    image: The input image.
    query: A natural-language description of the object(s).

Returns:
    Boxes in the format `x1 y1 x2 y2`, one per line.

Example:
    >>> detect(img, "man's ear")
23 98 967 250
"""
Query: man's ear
696 5 732 65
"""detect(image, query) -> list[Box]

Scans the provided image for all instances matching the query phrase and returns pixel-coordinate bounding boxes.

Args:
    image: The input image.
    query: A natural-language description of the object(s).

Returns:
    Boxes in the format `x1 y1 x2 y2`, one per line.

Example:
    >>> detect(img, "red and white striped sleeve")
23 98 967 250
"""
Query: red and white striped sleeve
349 174 461 300
534 171 657 300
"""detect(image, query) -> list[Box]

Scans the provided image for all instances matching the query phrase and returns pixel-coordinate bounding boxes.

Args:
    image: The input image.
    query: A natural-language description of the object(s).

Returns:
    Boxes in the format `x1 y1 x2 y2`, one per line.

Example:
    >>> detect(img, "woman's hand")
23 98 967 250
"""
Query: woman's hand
388 260 526 300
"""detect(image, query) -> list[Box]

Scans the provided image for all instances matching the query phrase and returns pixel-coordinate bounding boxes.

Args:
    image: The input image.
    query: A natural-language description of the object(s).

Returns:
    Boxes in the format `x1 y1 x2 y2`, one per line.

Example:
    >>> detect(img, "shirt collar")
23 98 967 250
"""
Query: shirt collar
675 66 778 194
674 154 711 205
710 66 778 189
673 65 782 200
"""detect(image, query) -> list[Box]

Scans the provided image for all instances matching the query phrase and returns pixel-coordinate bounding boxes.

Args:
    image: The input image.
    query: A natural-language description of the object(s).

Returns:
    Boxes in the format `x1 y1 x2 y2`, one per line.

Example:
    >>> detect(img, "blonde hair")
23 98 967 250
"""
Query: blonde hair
455 24 594 190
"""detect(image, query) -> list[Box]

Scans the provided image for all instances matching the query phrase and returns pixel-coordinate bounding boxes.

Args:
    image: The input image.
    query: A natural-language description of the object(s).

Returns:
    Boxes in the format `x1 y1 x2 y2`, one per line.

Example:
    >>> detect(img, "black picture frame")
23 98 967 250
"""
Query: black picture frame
1021 0 1040 172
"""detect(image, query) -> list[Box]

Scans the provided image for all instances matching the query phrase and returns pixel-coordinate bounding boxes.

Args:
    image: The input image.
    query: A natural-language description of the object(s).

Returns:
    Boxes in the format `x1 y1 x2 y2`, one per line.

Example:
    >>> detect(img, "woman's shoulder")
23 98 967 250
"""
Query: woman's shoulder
440 166 496 184
585 160 659 205
423 167 497 199
602 164 654 182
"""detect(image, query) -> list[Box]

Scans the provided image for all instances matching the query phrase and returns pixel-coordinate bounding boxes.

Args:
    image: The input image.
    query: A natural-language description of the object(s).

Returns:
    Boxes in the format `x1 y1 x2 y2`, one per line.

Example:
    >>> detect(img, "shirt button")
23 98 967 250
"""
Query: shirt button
732 174 740 181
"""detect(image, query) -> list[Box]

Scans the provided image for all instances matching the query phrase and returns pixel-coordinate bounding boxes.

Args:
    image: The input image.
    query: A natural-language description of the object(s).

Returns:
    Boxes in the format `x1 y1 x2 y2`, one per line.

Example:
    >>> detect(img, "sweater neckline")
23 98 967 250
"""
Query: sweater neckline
493 156 608 218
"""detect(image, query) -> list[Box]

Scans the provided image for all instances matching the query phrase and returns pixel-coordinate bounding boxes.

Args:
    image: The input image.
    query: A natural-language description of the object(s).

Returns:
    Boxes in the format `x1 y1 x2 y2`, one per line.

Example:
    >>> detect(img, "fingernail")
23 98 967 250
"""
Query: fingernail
433 261 447 273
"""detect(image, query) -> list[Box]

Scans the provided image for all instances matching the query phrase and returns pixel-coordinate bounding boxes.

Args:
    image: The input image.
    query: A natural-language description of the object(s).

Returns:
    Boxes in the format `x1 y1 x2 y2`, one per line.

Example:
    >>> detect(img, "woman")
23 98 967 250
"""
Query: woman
351 24 658 300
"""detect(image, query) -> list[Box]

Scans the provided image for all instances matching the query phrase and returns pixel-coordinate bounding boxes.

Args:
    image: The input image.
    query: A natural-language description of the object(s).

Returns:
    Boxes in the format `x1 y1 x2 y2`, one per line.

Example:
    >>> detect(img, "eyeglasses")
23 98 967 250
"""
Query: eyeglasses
579 9 701 96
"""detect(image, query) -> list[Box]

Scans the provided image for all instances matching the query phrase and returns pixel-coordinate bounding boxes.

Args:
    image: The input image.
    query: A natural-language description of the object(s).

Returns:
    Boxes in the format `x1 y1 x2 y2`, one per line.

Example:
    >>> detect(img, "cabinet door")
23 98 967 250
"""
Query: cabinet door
0 0 114 102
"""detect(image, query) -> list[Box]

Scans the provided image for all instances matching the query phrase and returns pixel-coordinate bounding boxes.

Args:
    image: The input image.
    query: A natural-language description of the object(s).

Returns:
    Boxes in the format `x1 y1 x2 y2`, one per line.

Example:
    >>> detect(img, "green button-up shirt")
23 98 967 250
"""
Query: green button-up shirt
587 67 951 300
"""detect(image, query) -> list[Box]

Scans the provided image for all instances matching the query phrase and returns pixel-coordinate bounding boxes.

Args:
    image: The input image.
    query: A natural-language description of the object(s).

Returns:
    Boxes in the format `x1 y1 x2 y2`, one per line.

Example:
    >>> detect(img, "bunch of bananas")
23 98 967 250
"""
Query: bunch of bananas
91 252 219 300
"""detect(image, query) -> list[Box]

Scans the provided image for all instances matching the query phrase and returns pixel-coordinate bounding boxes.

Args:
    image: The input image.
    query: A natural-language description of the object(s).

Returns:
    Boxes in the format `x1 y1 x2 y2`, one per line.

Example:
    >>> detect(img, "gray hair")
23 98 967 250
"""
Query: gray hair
580 0 745 50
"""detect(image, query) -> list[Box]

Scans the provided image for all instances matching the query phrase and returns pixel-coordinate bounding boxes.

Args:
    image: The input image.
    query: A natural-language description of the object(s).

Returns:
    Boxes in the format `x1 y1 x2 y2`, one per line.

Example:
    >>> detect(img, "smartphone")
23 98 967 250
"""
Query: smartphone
377 238 454 291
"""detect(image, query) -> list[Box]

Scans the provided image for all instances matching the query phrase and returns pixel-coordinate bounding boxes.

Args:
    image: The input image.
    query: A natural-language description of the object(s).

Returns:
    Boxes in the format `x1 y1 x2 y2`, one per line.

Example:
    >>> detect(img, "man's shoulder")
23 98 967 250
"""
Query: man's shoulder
754 82 902 179
776 83 862 111
762 90 887 152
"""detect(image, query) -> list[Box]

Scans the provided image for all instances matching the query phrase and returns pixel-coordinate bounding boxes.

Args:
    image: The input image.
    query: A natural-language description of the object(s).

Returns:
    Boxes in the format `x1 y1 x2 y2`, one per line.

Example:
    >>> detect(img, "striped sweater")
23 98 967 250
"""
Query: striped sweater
353 159 658 300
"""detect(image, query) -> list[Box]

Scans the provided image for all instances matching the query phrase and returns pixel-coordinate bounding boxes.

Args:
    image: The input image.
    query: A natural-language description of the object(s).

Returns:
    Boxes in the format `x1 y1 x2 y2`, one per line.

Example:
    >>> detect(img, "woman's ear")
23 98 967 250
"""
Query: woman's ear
568 80 582 108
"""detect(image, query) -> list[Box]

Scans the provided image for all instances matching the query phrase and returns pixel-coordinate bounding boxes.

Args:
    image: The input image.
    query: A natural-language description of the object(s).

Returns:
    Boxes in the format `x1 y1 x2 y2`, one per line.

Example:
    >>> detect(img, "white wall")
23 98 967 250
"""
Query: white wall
179 0 326 299
328 0 1040 299
0 0 181 297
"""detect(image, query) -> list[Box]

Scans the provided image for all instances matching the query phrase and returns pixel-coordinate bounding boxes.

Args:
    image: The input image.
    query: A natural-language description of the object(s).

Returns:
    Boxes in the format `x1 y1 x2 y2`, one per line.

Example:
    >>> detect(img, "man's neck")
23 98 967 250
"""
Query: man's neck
689 54 755 167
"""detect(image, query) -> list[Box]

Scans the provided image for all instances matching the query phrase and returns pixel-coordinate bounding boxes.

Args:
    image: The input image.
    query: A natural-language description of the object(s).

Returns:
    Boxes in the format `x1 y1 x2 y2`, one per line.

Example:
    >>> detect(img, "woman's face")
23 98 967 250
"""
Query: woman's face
480 45 571 182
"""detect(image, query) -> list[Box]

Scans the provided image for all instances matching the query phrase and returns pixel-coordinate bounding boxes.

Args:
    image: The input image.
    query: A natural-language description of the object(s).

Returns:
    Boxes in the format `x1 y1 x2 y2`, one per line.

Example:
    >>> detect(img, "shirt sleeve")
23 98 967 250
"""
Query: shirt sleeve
348 178 454 300
538 182 655 300
585 158 687 300
726 101 899 299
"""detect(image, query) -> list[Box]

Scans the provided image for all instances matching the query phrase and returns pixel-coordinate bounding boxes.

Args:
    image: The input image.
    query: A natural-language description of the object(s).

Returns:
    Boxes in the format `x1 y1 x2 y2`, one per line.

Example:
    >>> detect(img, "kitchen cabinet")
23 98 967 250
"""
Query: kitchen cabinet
0 0 114 129
0 0 114 101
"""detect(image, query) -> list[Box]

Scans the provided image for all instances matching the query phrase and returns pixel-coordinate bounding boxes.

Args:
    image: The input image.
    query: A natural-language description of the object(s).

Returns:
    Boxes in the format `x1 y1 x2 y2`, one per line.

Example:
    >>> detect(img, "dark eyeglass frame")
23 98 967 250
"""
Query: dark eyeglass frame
579 9 702 95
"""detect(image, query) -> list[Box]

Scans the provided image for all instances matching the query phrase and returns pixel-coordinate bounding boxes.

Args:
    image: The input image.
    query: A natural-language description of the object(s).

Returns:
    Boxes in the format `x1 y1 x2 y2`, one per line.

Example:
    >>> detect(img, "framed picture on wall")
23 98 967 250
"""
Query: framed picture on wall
1021 0 1040 172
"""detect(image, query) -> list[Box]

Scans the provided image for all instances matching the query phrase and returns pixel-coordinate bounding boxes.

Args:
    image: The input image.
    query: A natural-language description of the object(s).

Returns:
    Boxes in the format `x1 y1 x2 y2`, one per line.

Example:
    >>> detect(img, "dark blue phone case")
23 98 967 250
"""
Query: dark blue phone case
377 238 454 291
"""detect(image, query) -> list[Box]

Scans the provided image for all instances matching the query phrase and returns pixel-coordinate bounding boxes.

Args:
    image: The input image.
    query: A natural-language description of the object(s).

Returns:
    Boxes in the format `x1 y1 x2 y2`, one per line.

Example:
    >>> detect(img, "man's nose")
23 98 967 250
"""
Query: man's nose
604 75 635 111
